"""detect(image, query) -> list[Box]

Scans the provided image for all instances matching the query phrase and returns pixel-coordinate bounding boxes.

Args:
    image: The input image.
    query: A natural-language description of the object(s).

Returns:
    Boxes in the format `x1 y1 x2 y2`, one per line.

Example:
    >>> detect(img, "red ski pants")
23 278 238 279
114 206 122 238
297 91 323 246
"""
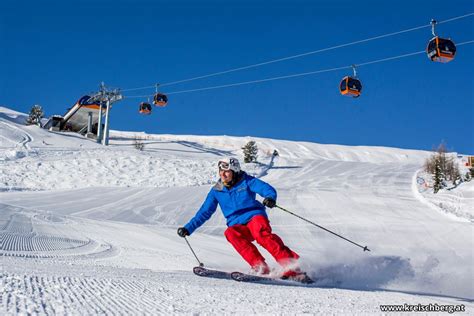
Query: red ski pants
224 215 299 269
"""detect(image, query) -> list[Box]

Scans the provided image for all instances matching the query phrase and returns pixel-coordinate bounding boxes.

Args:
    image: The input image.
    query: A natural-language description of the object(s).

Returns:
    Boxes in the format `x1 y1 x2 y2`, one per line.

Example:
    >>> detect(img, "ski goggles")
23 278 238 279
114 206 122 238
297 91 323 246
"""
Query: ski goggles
218 161 231 171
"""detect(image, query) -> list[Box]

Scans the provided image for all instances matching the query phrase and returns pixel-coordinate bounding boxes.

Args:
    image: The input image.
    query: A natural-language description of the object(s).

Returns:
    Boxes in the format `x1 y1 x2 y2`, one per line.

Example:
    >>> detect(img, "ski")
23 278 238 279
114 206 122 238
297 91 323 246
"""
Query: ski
231 271 274 282
231 271 314 285
194 267 315 285
193 266 232 280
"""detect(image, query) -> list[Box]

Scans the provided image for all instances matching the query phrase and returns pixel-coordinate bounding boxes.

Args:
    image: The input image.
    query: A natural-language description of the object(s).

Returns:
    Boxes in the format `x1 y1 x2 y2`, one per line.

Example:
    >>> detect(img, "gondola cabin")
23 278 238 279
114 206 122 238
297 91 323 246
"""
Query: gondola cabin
340 76 362 98
426 36 456 63
153 93 168 107
139 102 152 115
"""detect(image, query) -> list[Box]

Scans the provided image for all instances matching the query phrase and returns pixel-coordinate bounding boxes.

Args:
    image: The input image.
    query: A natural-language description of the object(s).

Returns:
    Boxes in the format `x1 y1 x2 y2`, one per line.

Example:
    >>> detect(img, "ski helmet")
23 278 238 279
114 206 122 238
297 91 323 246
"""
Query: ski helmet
218 157 241 173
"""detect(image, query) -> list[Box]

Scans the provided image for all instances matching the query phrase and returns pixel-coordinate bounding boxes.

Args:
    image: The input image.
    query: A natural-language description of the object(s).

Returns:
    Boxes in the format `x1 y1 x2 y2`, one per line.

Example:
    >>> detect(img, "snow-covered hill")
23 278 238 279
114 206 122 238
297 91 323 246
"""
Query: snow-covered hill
1 106 472 314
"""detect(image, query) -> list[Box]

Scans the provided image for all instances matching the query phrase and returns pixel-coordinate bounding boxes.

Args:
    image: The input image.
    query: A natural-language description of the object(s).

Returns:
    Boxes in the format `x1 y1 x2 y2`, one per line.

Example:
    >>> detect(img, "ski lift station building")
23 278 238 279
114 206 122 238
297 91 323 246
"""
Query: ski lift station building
43 96 105 136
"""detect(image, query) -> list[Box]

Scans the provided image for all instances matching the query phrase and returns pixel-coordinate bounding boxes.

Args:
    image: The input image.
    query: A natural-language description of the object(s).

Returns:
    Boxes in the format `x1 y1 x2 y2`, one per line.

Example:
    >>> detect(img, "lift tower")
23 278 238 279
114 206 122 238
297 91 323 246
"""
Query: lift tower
88 82 123 146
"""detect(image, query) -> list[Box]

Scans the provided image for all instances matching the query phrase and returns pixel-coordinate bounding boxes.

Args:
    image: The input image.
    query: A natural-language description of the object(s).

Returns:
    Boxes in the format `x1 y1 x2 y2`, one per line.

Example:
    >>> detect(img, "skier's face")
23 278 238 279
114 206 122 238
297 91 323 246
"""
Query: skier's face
219 169 233 183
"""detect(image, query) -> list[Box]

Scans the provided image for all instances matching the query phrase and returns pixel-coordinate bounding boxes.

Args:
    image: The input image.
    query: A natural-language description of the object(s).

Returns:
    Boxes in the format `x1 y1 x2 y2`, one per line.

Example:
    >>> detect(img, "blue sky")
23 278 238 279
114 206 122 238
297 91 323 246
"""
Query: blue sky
1 0 473 153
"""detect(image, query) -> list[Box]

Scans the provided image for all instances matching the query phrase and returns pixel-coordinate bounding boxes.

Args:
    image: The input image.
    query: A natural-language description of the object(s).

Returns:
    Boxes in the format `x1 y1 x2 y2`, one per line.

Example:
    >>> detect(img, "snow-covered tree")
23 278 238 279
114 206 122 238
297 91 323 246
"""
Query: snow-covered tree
26 105 44 126
433 157 443 194
242 141 258 163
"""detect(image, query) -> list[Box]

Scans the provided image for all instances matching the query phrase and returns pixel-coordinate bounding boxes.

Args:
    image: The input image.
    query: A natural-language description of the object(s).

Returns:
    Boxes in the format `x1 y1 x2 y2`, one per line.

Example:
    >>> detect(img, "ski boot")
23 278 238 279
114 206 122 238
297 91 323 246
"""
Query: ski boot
251 262 271 276
281 269 314 284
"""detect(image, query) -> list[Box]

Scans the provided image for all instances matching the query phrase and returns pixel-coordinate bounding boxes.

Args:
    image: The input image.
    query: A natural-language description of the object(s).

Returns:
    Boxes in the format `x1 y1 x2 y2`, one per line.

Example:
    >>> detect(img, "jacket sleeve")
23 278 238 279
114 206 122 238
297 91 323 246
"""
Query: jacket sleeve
184 190 218 235
247 175 277 201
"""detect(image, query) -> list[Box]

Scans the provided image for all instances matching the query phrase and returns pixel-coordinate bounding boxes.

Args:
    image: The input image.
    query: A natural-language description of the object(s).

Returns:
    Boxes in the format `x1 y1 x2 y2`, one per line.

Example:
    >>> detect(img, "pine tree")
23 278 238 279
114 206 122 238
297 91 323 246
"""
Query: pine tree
26 105 44 126
242 141 258 163
433 157 443 194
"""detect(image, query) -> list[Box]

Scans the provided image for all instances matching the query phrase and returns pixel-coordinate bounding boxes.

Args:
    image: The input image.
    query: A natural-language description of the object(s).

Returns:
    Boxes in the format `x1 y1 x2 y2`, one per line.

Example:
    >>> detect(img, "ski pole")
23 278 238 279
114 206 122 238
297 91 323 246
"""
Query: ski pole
275 205 370 252
183 236 204 267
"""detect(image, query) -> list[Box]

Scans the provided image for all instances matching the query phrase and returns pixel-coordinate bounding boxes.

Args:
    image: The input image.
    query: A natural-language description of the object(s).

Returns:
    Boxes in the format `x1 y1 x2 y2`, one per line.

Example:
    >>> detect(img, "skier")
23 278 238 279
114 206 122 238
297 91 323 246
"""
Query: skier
177 157 310 282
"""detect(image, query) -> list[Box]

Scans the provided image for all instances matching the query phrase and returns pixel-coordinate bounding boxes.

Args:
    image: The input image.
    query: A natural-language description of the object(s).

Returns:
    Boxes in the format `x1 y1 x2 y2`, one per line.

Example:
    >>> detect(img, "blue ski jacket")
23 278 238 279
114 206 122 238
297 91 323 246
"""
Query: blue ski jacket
184 172 277 235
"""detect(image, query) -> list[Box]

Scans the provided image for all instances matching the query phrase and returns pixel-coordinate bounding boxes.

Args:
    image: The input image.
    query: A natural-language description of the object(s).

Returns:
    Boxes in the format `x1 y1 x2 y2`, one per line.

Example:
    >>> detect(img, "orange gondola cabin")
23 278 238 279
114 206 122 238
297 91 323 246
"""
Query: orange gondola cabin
139 102 152 115
153 93 168 107
339 76 362 98
426 36 456 63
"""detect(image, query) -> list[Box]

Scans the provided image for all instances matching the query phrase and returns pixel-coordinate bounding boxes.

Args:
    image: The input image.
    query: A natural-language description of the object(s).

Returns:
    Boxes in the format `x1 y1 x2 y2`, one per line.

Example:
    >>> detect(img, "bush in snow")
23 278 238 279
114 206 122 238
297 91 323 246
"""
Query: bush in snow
242 140 258 163
447 162 461 183
26 105 44 126
134 138 145 151
464 167 474 182
451 167 462 187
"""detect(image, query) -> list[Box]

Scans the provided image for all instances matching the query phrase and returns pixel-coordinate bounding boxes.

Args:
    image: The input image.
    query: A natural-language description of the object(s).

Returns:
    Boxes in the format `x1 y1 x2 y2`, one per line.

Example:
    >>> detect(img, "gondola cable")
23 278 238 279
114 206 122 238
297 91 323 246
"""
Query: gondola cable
121 12 473 93
123 39 474 98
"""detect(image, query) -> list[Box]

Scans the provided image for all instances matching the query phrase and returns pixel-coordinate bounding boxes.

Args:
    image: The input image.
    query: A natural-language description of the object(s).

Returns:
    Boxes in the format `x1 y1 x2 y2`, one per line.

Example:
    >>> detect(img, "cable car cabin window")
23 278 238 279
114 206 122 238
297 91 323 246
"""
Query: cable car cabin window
438 38 456 54
340 79 347 91
427 39 437 53
347 78 362 92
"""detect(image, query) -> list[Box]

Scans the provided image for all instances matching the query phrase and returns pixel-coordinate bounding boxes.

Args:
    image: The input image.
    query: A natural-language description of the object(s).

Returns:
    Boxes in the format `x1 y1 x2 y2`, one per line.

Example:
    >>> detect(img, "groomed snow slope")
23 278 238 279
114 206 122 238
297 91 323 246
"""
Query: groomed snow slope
1 106 472 314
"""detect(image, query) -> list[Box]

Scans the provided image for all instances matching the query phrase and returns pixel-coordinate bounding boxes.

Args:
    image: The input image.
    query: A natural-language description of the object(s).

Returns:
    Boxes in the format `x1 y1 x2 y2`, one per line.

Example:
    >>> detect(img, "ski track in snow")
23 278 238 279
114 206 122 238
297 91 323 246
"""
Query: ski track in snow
0 119 33 149
0 107 473 314
2 264 471 315
0 204 116 260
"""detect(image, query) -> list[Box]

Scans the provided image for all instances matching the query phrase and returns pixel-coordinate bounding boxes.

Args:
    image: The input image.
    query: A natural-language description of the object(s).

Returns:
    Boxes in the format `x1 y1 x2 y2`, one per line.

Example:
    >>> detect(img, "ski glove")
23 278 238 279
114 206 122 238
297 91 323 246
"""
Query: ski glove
177 227 190 238
263 198 276 208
